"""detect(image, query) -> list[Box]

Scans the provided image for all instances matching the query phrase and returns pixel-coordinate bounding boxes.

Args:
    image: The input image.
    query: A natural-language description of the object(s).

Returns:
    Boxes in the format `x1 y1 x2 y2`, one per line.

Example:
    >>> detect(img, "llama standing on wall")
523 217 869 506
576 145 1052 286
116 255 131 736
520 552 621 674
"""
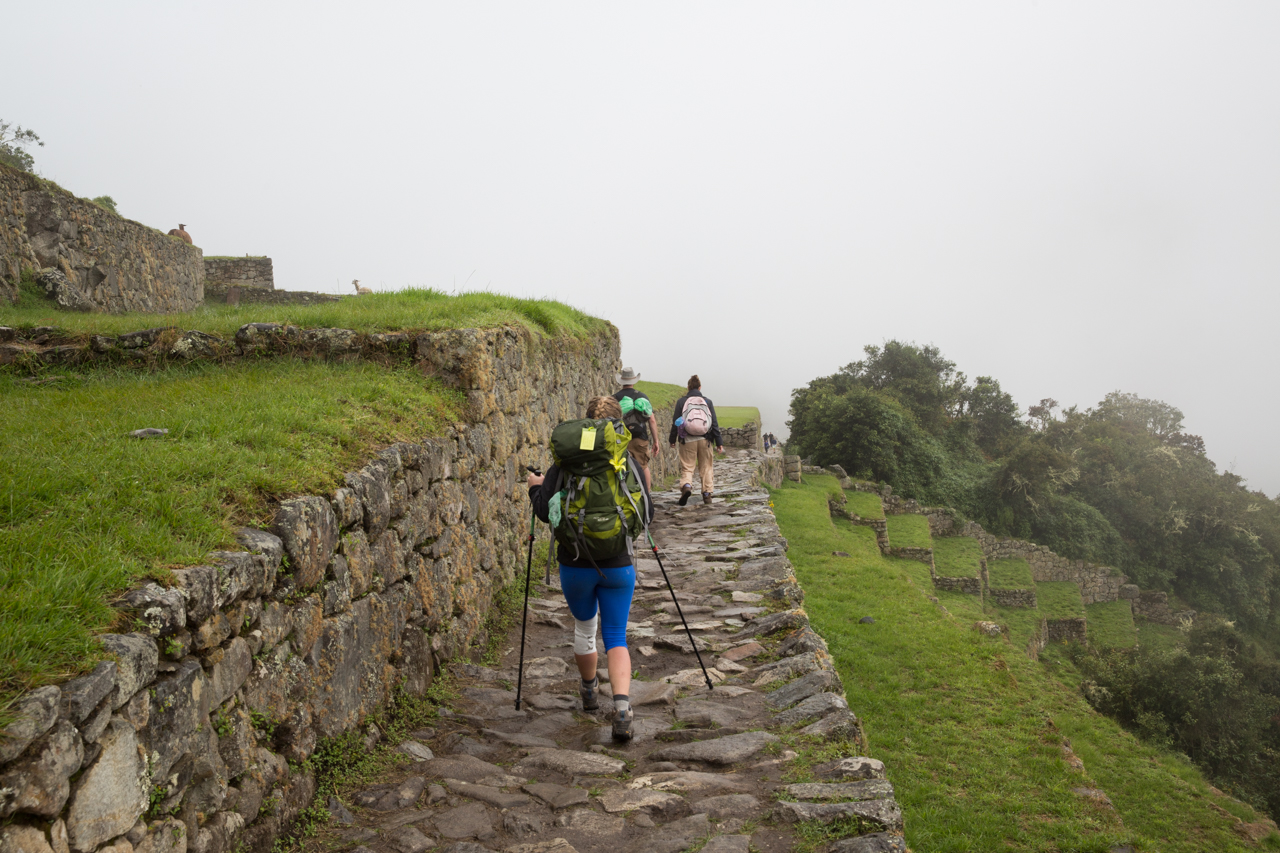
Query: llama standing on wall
353 279 371 295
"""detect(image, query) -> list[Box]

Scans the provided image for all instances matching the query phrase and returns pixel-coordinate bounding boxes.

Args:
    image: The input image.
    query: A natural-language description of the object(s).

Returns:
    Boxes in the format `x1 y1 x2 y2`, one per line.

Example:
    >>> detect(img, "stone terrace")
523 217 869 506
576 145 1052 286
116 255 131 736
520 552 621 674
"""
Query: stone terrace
307 451 904 853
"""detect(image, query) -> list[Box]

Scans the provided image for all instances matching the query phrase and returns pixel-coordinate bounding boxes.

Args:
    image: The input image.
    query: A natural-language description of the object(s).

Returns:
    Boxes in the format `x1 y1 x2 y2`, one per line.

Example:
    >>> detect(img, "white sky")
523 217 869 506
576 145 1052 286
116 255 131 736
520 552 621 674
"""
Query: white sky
9 2 1280 495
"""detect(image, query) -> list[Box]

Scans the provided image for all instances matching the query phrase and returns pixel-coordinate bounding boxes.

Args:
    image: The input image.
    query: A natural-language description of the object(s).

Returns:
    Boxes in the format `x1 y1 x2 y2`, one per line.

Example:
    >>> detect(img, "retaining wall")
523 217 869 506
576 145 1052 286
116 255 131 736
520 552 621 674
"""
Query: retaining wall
0 163 204 313
959 522 1126 605
720 421 762 451
204 258 272 291
0 324 621 853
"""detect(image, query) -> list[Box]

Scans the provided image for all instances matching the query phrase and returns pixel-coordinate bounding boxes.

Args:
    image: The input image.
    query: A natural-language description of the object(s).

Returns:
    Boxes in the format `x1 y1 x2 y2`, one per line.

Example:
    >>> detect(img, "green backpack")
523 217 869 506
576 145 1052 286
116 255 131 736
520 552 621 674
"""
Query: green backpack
617 394 653 438
548 418 648 568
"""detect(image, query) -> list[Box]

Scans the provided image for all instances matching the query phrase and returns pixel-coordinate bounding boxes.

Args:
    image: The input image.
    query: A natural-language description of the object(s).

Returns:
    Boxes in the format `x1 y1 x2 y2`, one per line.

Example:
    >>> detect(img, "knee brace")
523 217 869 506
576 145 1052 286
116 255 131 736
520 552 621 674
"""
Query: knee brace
574 614 598 655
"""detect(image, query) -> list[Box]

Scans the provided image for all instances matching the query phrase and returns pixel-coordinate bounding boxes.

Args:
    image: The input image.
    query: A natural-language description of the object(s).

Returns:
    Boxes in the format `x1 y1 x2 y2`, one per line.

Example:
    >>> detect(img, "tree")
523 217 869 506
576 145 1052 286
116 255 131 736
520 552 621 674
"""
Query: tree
842 341 967 433
0 120 43 173
959 375 1022 454
92 196 118 214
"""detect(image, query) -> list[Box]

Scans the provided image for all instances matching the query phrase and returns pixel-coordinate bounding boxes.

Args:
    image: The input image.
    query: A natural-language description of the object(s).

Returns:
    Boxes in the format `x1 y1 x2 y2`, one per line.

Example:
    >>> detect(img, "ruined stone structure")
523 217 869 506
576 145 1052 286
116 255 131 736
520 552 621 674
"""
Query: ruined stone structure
719 421 762 450
204 257 273 291
0 323 623 853
0 163 204 312
959 522 1126 606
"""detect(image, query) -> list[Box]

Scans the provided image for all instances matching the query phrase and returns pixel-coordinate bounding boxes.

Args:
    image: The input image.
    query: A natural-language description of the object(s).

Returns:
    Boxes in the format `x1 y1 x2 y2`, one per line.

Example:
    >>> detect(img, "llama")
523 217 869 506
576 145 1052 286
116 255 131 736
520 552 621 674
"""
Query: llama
353 279 372 295
168 224 192 244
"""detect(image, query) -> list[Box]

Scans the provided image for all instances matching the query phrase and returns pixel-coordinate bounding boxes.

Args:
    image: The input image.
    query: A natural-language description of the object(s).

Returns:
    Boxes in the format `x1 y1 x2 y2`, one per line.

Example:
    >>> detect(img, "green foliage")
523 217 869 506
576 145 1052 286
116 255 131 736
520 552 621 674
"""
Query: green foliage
771 475 1274 850
1073 620 1280 817
0 120 43 173
91 196 118 215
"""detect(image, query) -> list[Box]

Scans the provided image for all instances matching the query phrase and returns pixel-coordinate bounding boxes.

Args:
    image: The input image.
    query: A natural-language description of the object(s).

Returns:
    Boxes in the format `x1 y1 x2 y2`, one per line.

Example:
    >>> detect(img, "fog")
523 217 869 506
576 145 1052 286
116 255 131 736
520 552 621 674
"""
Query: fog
9 3 1279 494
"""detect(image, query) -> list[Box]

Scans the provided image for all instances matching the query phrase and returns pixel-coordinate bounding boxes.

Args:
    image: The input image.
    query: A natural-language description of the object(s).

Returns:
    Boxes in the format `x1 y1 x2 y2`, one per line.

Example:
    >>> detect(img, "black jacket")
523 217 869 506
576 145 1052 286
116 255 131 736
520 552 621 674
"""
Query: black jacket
527 457 655 569
669 391 722 447
613 387 653 441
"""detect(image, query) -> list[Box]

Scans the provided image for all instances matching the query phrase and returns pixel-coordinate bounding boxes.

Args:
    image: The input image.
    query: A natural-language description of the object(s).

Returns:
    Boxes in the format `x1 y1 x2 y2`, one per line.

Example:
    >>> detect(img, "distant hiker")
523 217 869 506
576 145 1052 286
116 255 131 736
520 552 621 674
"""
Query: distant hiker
669 375 724 505
613 367 660 492
167 224 191 244
527 395 653 741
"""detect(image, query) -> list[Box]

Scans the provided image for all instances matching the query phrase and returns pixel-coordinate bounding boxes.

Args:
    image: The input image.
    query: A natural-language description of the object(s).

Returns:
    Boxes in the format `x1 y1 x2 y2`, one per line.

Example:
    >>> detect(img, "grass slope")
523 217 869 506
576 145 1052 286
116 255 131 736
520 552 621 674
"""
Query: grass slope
770 473 1277 852
1 285 607 341
933 535 983 579
1038 582 1086 620
885 513 932 549
1085 601 1138 650
634 380 684 417
0 361 460 704
715 405 760 429
843 490 885 520
989 557 1035 589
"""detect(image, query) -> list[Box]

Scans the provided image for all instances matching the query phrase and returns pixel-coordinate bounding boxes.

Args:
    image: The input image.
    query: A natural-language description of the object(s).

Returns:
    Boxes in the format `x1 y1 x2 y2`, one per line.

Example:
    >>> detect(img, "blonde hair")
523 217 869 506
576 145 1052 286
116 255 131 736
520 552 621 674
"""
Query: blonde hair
586 395 622 419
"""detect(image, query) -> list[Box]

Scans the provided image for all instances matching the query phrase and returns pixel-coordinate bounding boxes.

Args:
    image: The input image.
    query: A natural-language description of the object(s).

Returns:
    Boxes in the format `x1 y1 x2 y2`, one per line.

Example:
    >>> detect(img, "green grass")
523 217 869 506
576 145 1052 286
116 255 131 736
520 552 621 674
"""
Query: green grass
1037 582 1086 620
770 475 1278 852
932 535 983 579
885 513 932 550
842 489 884 520
0 360 461 704
1085 601 1138 650
0 285 607 342
1136 620 1187 652
988 557 1035 589
987 602 1046 652
633 380 684 416
715 406 760 429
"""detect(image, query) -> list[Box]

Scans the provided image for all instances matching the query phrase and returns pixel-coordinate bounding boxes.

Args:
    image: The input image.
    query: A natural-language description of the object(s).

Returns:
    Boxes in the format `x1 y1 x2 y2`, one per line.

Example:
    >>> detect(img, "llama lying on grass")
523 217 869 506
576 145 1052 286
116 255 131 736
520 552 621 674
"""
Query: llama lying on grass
353 279 371 295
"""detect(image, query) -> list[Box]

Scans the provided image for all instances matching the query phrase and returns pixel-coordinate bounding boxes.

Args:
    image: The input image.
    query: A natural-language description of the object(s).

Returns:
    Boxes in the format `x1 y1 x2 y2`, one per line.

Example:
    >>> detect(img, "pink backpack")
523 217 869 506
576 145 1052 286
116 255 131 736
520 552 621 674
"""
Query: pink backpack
681 396 712 437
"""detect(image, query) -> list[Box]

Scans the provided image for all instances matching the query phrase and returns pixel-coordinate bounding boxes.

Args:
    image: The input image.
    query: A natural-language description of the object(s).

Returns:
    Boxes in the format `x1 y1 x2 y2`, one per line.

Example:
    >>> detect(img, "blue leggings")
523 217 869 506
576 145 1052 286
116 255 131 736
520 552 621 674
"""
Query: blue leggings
560 564 636 652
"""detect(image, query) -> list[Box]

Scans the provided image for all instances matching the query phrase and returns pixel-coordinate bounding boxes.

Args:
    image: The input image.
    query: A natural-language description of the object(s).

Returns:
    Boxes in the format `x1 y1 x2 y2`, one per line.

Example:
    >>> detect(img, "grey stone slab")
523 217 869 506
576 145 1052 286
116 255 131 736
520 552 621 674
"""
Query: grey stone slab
630 681 680 706
419 755 510 784
523 782 590 809
65 720 147 850
97 635 158 709
0 686 60 763
435 801 497 840
675 701 752 728
481 729 558 749
691 794 760 818
775 692 849 727
764 671 836 710
0 825 54 853
514 748 625 777
652 731 778 765
624 813 711 853
782 780 894 801
552 809 624 836
828 833 908 853
700 836 750 853
442 844 498 853
399 740 435 761
775 799 903 831
815 756 886 781
524 693 578 711
597 787 689 817
801 710 861 740
58 662 117 724
504 841 578 853
445 779 531 809
0 719 83 820
385 825 433 853
628 771 752 794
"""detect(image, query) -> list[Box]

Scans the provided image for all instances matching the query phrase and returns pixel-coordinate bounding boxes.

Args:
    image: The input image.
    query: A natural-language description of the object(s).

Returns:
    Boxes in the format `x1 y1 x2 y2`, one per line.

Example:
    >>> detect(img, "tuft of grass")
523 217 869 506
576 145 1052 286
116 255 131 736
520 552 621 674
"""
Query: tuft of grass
988 557 1034 589
0 286 608 342
884 513 931 549
769 475 1273 852
0 360 461 705
842 489 884 520
932 535 983 579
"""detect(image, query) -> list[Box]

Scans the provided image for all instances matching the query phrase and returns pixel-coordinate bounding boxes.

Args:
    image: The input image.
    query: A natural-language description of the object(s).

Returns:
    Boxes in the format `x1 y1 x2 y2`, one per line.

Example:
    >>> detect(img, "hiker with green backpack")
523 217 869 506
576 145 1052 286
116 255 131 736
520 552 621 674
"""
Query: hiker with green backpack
526 395 653 741
613 367 660 491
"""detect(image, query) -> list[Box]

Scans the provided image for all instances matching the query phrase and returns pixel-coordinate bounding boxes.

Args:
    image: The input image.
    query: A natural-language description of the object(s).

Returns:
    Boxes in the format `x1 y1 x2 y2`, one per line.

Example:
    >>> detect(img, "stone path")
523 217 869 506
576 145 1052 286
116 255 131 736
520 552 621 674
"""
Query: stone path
310 450 905 853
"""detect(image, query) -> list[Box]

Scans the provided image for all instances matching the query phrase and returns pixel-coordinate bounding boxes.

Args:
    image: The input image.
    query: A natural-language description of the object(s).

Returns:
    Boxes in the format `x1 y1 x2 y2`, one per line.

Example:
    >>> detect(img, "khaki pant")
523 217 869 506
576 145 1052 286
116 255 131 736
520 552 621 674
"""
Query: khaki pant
677 438 714 494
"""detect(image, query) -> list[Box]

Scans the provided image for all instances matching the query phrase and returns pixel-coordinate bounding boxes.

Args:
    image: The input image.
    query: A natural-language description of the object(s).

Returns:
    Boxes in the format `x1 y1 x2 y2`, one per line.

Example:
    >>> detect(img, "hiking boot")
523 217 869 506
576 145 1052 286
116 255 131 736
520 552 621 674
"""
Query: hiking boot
580 676 599 711
612 707 634 741
702 491 713 505
678 484 692 506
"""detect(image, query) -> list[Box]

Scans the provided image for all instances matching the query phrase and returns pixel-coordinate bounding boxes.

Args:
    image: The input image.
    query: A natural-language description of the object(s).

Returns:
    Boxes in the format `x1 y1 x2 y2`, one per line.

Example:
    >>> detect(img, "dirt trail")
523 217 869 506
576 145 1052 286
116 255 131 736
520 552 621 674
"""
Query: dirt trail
311 449 905 853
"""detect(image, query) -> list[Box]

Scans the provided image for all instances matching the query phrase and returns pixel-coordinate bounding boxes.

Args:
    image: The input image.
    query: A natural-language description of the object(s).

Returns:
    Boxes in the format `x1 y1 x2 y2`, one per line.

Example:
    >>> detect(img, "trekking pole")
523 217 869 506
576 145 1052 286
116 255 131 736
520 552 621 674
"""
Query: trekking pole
515 466 541 711
647 530 714 691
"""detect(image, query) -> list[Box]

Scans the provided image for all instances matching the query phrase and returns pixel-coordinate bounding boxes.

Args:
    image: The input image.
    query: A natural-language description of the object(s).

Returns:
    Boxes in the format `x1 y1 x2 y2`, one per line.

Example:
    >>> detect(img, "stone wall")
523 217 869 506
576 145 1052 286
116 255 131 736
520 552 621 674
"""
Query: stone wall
960 522 1126 605
1047 617 1088 644
204 258 273 291
0 324 622 853
1129 588 1197 626
783 455 802 482
0 163 204 313
720 421 762 451
202 284 340 307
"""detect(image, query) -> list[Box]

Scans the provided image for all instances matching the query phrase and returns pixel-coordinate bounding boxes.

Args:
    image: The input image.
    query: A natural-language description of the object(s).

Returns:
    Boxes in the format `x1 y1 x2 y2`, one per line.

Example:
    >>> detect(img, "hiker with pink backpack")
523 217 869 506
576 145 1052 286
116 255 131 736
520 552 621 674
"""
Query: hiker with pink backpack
668 375 725 505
